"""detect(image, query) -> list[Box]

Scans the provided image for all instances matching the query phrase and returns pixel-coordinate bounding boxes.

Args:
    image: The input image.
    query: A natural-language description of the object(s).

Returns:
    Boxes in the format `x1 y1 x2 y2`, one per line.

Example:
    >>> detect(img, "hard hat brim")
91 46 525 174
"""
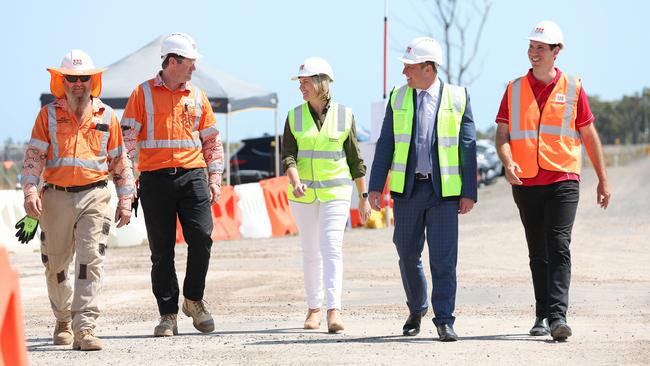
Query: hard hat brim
290 73 334 82
48 70 103 98
526 36 563 46
47 67 106 76
398 56 443 67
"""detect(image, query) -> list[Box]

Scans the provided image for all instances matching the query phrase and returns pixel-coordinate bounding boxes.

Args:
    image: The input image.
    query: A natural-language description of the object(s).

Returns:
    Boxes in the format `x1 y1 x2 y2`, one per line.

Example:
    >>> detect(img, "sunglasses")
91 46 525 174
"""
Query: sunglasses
64 75 91 83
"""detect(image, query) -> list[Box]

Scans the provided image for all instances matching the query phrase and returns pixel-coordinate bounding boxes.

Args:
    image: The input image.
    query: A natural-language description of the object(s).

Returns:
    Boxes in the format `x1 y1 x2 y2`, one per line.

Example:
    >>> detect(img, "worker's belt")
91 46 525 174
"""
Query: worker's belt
415 172 431 180
45 180 107 193
142 167 199 176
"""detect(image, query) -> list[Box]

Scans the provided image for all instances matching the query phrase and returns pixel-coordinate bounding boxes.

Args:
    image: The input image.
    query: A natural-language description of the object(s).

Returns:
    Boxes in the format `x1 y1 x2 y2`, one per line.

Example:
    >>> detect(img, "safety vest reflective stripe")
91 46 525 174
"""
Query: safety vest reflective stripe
47 103 60 158
390 162 407 173
121 117 141 132
45 103 112 170
301 178 354 188
293 105 348 134
393 85 408 110
28 138 49 151
394 134 410 143
108 145 125 159
510 76 579 140
199 126 219 139
140 81 202 148
137 139 201 149
294 104 304 131
297 150 346 159
46 157 108 171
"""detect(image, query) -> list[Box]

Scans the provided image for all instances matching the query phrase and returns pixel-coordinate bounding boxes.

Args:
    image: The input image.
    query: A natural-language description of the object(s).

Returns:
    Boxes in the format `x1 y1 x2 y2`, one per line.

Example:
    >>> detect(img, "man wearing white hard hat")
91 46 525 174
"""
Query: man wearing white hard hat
20 50 135 350
369 37 477 342
282 57 371 333
495 20 611 341
121 32 223 337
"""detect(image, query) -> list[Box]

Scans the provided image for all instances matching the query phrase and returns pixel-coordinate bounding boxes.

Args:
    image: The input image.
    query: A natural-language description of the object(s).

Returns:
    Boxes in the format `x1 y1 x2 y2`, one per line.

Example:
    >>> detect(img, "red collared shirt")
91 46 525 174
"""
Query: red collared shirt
495 68 595 186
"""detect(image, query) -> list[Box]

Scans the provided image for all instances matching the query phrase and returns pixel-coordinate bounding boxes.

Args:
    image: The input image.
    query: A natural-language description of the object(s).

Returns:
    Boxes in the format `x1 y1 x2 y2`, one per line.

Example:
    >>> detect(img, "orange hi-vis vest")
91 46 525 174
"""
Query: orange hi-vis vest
507 73 583 178
26 98 123 187
121 79 217 172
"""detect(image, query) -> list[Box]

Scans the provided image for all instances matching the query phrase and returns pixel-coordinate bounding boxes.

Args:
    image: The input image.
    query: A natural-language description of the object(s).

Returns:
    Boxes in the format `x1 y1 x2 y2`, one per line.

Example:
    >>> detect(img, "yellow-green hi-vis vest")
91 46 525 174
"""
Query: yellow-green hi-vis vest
287 102 353 203
389 83 467 196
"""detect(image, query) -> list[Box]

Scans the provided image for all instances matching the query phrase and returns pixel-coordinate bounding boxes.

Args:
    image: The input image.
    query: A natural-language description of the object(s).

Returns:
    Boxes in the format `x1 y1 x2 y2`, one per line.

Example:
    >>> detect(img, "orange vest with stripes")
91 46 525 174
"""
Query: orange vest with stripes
122 79 217 172
29 100 121 187
507 73 583 178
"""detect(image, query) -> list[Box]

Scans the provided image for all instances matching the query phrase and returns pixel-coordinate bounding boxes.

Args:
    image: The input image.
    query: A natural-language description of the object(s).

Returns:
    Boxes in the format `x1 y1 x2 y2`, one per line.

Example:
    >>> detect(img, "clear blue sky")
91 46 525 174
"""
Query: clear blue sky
1 0 647 145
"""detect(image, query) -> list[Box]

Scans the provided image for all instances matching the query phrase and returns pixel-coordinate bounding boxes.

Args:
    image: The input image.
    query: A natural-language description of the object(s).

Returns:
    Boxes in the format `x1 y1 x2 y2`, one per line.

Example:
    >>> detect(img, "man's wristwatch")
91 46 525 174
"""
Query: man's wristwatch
359 192 369 199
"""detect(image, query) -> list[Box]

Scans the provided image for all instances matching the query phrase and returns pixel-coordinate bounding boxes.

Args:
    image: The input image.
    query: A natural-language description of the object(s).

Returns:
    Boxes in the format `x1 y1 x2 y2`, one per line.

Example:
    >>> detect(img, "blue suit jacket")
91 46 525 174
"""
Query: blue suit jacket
369 80 477 203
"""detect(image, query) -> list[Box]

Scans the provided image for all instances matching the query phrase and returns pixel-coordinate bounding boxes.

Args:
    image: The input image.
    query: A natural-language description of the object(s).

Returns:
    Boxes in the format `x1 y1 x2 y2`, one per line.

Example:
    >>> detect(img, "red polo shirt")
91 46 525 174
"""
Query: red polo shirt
496 68 595 186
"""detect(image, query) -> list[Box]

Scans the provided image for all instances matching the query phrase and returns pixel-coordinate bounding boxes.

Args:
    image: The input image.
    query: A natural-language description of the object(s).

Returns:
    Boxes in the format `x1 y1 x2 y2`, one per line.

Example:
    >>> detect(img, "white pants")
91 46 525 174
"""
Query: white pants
289 199 351 310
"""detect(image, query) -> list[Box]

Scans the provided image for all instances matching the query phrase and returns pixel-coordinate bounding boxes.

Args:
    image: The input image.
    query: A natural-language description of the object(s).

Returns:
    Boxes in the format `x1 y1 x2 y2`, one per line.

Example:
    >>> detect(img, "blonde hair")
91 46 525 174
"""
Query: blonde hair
310 74 332 102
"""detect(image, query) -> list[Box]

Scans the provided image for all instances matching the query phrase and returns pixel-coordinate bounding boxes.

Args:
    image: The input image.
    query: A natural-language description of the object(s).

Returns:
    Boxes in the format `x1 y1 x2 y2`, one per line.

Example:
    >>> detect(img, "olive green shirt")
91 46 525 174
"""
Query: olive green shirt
282 100 367 179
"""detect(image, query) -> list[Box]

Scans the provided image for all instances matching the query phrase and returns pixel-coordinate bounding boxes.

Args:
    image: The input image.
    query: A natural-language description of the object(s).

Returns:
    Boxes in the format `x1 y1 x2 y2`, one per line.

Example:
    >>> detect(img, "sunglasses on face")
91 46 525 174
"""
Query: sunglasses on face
64 75 91 83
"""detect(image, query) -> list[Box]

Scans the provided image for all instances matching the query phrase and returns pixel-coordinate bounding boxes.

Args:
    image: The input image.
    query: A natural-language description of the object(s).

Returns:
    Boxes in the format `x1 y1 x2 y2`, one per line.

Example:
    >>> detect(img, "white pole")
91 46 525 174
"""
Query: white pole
226 104 231 186
274 106 280 177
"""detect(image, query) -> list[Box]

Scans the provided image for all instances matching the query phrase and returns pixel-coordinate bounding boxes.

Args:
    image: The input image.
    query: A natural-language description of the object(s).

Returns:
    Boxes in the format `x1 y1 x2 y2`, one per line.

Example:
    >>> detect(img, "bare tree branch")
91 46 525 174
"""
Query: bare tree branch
405 0 491 86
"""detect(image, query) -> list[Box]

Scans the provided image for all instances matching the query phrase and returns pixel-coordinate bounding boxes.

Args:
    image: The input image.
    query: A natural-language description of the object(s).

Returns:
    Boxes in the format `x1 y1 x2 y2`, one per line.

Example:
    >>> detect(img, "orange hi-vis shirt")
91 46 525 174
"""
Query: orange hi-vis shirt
26 98 128 189
121 76 219 172
507 73 583 179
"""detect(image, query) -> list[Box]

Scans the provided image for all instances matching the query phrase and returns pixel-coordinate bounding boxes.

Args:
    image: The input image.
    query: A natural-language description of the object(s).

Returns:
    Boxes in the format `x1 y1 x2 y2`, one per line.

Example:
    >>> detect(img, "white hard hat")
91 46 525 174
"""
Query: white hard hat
291 57 334 81
47 50 105 98
527 20 564 47
161 32 203 59
398 37 444 66
47 49 105 75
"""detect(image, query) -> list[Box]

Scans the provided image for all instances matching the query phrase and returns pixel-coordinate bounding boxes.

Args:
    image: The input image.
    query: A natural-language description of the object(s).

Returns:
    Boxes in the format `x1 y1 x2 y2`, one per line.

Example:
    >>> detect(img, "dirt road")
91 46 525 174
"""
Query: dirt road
12 156 650 365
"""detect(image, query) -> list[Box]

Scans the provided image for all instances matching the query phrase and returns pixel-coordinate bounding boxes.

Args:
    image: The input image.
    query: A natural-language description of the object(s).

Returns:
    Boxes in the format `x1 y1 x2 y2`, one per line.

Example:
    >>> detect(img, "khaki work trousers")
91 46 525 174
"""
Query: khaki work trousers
39 185 111 332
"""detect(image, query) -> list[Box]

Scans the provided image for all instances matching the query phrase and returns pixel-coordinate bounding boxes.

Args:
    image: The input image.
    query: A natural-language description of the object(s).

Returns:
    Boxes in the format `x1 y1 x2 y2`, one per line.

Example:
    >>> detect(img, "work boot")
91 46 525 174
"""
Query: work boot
327 309 344 334
72 329 103 351
303 308 322 329
182 299 215 333
53 320 73 345
153 314 178 337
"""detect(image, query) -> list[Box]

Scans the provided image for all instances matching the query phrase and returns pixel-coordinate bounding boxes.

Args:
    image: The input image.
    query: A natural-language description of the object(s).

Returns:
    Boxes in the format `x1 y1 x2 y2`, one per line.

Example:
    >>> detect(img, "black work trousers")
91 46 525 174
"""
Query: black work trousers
512 180 579 321
139 168 214 315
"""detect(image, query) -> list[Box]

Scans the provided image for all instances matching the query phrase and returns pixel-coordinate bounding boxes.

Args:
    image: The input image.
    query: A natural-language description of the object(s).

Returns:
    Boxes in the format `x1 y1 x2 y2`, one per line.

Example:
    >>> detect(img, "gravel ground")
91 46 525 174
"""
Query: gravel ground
10 156 650 365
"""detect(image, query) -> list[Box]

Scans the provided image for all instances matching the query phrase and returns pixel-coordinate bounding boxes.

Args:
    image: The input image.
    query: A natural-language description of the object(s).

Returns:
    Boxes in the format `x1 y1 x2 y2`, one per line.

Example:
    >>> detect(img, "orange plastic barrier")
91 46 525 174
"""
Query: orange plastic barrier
210 185 241 241
259 176 298 237
0 248 28 366
175 186 241 243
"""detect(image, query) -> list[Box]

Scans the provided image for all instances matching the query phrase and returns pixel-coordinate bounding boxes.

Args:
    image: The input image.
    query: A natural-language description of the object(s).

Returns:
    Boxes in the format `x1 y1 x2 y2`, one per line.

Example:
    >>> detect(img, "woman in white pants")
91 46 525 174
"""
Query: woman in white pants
282 57 371 333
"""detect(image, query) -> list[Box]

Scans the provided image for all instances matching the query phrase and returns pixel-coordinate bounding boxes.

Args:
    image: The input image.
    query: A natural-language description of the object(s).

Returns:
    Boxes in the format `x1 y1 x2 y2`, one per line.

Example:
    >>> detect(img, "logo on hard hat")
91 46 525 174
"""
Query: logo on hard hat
72 59 83 66
534 27 545 33
406 46 412 53
299 64 305 71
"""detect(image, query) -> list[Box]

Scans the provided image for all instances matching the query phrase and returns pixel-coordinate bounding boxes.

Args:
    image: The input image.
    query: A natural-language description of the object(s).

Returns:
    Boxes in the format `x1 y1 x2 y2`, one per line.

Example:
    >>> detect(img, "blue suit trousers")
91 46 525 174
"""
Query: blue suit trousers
392 179 458 326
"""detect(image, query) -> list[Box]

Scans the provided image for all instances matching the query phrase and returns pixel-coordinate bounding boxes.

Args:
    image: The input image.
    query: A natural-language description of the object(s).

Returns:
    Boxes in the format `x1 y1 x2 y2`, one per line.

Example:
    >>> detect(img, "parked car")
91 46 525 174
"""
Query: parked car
229 134 282 185
476 139 503 186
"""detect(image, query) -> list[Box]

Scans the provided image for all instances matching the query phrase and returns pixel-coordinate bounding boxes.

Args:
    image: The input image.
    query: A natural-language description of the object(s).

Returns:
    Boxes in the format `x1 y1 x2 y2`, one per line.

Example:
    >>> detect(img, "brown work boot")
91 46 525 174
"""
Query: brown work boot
327 309 344 334
153 314 178 337
303 308 322 329
72 329 103 351
182 299 215 333
53 320 73 345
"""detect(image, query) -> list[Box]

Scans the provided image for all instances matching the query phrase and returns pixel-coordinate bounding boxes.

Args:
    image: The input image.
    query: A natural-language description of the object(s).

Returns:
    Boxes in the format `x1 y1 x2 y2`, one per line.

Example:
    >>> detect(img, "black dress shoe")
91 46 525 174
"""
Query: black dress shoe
435 324 458 342
529 317 550 336
402 309 427 336
550 318 572 341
